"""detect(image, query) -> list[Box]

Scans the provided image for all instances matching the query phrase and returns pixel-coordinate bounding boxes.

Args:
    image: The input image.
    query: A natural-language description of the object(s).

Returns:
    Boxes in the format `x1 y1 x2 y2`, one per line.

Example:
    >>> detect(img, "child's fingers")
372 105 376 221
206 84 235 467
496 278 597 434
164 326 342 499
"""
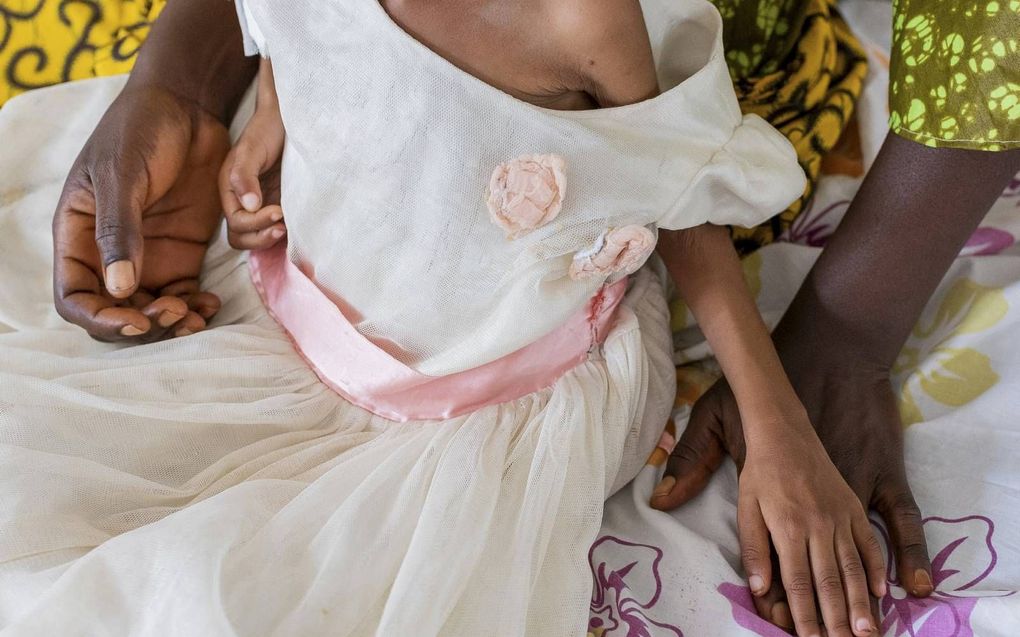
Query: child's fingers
851 514 888 598
228 224 287 251
836 530 877 636
226 204 284 235
775 540 822 637
228 141 266 212
219 148 244 215
737 499 772 597
808 533 852 637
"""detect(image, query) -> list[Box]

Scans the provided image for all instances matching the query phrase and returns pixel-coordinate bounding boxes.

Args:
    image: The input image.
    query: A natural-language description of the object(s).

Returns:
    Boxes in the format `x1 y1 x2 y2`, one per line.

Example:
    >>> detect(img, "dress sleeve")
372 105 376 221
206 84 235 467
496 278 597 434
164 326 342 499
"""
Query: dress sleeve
657 113 807 231
234 0 268 57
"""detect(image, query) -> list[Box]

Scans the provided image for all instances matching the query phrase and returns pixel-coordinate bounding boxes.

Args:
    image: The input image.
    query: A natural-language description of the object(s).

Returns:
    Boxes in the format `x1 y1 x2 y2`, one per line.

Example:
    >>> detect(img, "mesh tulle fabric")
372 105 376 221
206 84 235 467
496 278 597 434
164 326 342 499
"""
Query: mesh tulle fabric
236 0 805 375
0 77 676 635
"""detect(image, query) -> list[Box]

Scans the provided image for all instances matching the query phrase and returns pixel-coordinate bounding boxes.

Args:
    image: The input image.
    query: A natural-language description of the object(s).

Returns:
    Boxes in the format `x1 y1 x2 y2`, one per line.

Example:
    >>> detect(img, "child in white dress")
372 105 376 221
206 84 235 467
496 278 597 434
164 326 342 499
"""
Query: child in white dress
217 1 885 635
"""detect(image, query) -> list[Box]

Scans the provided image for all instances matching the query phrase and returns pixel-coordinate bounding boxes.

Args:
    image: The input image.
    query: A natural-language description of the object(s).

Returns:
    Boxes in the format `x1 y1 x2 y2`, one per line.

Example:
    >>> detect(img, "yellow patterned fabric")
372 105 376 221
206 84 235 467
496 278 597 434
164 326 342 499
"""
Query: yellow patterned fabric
711 0 868 253
889 0 1020 151
0 0 166 107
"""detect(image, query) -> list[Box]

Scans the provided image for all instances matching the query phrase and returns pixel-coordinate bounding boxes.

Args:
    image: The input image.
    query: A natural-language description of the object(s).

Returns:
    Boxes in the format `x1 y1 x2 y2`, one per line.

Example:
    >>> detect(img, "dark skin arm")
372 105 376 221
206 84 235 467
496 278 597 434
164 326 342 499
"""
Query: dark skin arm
652 132 1020 633
52 0 257 341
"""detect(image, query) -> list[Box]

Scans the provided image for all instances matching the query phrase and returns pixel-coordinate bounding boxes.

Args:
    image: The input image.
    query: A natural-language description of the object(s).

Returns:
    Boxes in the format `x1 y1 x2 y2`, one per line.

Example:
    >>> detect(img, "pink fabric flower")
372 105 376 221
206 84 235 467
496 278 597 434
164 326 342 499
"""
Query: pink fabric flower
487 154 567 239
569 225 656 280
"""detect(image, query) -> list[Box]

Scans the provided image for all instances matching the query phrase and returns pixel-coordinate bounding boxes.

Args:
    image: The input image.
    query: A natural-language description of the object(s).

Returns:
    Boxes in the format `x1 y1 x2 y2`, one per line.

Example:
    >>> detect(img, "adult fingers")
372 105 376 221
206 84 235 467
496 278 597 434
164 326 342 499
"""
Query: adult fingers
160 279 221 322
650 400 726 510
836 529 877 636
140 295 189 331
776 540 822 637
171 311 207 338
52 242 151 340
91 160 147 299
60 291 151 340
875 484 932 597
738 499 773 598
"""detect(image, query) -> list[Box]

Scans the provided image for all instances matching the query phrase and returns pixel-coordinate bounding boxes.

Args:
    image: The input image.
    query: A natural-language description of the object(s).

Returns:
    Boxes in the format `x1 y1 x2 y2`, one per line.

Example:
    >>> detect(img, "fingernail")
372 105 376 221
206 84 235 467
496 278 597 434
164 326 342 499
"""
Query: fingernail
270 209 284 222
157 310 184 328
651 476 676 498
175 328 194 337
120 325 145 337
914 569 933 595
771 602 792 629
855 617 874 633
241 193 260 212
876 579 888 597
271 227 286 239
105 260 135 292
748 575 765 595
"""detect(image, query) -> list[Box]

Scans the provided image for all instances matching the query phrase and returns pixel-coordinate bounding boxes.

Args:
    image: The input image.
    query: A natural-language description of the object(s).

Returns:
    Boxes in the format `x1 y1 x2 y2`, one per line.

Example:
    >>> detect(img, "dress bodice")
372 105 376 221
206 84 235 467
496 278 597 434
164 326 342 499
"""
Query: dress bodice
235 0 805 374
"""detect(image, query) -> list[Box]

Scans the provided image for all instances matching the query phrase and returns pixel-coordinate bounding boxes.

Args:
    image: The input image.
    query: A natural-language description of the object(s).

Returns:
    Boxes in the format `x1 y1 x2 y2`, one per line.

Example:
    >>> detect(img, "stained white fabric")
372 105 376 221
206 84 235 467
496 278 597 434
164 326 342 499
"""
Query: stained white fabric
235 0 805 375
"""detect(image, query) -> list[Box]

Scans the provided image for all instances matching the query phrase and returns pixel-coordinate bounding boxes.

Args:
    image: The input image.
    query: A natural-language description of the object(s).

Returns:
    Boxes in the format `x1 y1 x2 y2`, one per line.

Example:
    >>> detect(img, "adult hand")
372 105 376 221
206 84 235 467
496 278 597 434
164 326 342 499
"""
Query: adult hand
52 85 231 342
651 365 931 633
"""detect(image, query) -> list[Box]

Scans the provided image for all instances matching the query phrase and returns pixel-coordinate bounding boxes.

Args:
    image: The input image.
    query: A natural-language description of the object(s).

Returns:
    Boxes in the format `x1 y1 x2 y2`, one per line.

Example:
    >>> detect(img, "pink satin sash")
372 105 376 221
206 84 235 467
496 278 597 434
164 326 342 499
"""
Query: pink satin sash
250 242 626 422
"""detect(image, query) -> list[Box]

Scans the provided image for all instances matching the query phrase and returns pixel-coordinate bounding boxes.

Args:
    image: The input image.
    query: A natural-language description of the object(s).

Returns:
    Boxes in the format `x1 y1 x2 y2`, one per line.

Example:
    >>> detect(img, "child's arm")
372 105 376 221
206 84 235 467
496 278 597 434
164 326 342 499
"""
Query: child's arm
657 225 886 637
219 58 287 251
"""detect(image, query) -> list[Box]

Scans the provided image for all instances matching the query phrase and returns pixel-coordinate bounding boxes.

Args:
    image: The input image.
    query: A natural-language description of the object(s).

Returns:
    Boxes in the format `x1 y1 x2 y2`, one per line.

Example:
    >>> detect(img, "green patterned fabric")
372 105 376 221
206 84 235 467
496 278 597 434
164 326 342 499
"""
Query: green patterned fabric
710 0 868 253
889 0 1019 150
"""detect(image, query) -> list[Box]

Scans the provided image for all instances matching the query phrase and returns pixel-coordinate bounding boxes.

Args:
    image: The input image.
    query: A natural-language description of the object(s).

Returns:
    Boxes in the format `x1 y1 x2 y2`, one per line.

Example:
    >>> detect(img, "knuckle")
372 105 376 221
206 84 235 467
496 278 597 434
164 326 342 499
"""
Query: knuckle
817 573 843 596
740 546 764 566
785 574 814 597
864 533 885 557
828 618 852 634
840 557 864 580
879 489 922 518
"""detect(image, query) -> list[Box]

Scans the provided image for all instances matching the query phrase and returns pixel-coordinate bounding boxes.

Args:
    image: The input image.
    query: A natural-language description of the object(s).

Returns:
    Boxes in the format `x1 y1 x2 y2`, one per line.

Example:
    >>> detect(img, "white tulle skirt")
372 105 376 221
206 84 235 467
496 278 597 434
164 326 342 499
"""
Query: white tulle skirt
0 78 676 637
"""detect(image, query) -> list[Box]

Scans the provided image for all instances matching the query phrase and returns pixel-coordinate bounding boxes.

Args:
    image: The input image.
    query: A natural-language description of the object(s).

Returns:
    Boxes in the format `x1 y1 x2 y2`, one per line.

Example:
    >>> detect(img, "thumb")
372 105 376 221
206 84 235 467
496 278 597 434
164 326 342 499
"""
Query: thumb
227 139 266 213
876 481 932 598
92 162 146 299
650 399 726 510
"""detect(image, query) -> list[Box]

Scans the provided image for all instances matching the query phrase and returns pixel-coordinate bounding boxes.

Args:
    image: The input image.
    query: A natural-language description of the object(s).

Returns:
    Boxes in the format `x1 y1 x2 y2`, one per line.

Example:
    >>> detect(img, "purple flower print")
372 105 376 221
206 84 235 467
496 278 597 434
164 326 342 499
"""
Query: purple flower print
961 227 1015 256
718 515 1014 637
875 515 1013 637
588 536 684 637
783 200 849 247
718 582 791 637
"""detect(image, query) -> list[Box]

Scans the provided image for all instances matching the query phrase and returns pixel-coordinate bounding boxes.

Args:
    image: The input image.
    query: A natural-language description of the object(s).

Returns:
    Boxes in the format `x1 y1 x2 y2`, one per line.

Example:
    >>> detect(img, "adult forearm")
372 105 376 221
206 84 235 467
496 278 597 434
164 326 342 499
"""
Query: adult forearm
774 132 1020 371
128 0 257 125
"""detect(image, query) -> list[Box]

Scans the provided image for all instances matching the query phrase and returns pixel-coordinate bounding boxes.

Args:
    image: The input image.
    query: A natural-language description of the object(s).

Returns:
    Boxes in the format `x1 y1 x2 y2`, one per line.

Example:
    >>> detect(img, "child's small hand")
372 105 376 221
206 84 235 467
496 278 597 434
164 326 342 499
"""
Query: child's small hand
219 58 286 251
739 414 886 637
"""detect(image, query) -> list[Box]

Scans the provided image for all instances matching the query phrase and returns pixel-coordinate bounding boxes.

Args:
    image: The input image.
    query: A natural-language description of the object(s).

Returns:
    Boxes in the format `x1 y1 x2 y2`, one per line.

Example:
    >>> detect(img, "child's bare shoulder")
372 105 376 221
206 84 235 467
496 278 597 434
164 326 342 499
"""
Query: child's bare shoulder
543 0 659 106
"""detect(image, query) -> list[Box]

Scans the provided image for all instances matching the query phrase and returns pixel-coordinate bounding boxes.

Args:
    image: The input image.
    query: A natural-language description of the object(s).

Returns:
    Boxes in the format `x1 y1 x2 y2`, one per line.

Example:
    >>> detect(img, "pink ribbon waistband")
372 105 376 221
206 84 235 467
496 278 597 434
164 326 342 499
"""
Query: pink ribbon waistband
249 242 626 422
